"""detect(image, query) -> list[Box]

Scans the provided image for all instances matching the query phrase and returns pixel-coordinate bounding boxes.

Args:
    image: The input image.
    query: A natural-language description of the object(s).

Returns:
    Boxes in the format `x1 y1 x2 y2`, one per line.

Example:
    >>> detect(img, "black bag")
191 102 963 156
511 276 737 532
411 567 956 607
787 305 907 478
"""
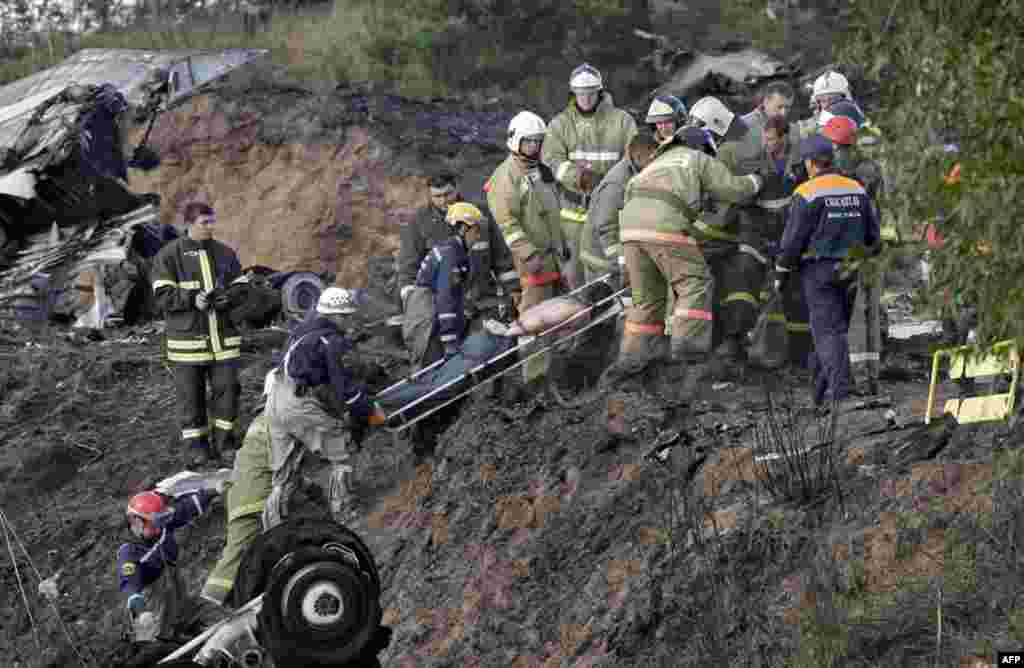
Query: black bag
747 291 789 370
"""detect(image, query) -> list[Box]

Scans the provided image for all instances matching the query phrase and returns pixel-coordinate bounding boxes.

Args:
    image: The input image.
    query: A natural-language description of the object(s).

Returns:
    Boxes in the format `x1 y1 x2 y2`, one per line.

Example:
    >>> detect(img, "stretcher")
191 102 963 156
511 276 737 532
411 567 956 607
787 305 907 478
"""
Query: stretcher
374 273 629 433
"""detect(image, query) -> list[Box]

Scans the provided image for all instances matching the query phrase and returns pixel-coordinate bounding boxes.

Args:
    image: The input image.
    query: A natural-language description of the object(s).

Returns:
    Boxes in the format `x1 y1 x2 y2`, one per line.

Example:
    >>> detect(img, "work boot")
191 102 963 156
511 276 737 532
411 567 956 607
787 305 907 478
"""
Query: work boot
710 335 746 381
599 332 665 390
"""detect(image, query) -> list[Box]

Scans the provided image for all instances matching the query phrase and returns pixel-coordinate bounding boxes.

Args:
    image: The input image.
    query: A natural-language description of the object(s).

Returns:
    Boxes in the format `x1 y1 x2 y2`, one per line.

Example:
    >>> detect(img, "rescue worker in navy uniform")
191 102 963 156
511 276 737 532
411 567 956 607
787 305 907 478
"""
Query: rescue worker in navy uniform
398 172 518 369
263 287 387 529
153 202 243 467
116 488 224 644
403 202 482 460
773 135 881 412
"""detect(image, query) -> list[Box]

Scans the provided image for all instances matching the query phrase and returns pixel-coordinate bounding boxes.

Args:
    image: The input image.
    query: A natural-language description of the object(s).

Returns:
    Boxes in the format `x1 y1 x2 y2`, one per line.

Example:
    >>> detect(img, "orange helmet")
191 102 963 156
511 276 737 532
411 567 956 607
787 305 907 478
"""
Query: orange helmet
126 491 168 540
821 116 858 147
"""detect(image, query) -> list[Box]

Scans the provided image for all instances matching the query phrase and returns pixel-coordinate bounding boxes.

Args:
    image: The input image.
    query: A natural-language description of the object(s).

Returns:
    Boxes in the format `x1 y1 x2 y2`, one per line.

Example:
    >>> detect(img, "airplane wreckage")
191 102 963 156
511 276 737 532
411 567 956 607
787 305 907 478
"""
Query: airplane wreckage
0 47 320 329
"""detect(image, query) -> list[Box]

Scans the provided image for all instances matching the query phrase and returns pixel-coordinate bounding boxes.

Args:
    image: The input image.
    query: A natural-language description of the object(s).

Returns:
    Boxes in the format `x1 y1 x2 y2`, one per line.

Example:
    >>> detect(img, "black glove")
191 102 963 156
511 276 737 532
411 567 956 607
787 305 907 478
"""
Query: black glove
212 289 233 312
128 145 161 171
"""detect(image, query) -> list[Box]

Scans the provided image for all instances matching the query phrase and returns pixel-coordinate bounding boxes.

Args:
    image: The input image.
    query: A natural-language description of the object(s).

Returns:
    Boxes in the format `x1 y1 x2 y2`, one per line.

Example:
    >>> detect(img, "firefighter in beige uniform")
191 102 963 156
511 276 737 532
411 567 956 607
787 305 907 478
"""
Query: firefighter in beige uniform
542 64 637 288
486 111 567 382
602 129 764 395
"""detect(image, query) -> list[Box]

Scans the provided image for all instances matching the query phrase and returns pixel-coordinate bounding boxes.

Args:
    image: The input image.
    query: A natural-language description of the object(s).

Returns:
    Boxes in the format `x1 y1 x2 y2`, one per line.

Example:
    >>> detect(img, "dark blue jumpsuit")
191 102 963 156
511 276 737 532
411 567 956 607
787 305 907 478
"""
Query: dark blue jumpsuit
115 490 215 640
415 237 471 352
778 171 880 405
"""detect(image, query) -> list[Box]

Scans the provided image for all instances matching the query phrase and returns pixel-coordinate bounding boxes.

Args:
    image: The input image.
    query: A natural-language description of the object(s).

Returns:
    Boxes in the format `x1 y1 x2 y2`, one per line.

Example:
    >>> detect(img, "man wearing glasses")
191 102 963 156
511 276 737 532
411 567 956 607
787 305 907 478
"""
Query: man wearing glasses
153 202 243 467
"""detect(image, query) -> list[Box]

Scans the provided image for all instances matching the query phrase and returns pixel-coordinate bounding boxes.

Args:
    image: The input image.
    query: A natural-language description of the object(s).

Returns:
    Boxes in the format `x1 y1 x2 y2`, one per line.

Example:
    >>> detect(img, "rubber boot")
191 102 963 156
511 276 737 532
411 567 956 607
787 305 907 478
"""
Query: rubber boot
599 328 664 390
711 335 745 381
670 336 712 404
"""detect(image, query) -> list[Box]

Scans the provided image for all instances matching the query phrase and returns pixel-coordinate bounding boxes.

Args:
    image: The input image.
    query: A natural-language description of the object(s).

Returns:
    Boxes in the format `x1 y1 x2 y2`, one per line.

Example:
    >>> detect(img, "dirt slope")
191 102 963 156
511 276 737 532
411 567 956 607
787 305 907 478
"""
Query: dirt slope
1 319 1020 667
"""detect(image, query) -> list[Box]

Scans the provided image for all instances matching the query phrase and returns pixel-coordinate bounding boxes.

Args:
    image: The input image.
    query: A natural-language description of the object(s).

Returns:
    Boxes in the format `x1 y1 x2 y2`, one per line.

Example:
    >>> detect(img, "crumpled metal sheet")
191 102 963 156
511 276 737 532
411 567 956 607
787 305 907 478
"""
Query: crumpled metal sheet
0 47 268 172
648 46 797 98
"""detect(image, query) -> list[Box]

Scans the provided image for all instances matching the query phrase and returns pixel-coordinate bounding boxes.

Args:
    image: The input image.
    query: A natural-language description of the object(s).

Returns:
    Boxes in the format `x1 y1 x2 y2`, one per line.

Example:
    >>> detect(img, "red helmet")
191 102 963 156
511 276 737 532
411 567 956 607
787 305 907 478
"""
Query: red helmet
821 116 858 147
126 491 168 540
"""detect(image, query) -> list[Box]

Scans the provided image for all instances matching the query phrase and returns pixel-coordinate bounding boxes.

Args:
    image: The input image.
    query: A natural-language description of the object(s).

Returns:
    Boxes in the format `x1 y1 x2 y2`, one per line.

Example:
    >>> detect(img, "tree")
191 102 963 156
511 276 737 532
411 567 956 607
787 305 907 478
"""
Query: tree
837 0 1024 346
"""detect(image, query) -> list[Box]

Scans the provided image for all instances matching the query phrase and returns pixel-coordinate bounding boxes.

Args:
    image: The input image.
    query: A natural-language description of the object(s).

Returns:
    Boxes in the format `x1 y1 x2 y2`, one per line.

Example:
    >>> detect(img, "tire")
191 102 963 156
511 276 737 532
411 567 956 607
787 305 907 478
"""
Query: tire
232 517 380 613
258 545 381 666
279 272 326 319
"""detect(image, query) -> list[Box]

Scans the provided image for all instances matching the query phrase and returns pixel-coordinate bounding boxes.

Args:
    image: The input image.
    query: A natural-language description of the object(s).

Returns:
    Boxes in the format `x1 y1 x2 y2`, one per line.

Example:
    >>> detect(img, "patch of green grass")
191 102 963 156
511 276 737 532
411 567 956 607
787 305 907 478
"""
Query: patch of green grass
718 0 789 52
787 607 848 668
0 0 450 97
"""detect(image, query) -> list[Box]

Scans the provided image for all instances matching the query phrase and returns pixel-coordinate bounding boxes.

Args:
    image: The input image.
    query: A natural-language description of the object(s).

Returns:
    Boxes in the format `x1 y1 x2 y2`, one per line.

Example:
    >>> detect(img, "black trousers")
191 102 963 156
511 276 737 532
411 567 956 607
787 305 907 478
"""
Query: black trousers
172 361 240 452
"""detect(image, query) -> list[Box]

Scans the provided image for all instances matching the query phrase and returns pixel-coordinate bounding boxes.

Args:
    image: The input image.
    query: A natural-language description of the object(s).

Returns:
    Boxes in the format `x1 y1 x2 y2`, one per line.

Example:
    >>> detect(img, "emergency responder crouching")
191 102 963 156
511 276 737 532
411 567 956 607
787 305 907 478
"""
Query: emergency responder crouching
543 63 638 289
602 129 765 393
117 487 225 643
398 172 518 369
153 202 243 468
262 287 387 530
773 135 881 412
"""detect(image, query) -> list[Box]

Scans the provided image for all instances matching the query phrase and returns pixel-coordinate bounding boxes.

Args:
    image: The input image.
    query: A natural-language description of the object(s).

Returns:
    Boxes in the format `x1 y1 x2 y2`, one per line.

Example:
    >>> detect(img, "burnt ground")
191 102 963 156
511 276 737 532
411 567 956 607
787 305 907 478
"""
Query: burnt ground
1 313 1023 668
2 1 1022 667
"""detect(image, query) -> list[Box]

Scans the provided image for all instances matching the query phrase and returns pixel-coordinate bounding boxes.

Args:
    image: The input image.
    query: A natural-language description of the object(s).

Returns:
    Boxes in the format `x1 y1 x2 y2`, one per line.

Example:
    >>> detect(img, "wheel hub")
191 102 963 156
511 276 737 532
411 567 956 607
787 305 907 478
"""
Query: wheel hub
281 562 347 627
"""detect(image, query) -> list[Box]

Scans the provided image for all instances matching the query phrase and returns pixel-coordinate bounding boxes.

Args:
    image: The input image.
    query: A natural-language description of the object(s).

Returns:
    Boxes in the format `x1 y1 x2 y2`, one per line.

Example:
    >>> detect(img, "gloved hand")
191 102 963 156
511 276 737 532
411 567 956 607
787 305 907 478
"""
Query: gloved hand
194 291 211 311
443 341 461 358
524 253 545 275
576 164 596 193
327 463 354 519
212 289 233 312
128 144 161 171
749 172 765 194
367 403 386 427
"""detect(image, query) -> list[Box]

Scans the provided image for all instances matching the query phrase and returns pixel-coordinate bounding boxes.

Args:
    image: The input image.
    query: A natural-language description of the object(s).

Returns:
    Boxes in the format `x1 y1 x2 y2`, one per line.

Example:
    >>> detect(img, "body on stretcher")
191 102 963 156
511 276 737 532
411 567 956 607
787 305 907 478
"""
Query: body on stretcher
375 280 628 428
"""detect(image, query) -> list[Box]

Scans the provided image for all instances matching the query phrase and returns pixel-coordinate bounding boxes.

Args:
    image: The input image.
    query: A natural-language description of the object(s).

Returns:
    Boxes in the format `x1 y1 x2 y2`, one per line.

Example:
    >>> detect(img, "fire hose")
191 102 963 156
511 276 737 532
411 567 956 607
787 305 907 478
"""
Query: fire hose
376 274 629 433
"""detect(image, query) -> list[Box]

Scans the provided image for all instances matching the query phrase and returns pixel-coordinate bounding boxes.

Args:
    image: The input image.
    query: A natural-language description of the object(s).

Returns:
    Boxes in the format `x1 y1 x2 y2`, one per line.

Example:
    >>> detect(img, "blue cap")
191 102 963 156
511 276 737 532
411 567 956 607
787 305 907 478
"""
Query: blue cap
800 134 835 161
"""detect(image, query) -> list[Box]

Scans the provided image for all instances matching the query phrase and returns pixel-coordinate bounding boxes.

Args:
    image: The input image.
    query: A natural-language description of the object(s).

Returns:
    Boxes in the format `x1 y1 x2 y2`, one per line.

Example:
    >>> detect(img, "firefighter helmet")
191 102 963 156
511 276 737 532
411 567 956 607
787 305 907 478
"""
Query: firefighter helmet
822 116 858 146
811 71 851 101
646 95 687 124
569 63 603 94
688 97 734 138
446 202 483 228
126 491 168 540
506 111 547 154
316 287 359 315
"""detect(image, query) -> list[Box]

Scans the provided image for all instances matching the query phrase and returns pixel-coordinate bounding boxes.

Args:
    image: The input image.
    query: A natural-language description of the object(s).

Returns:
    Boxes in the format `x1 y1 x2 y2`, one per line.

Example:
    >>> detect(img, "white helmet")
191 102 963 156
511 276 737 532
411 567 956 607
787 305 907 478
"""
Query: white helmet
811 71 851 101
569 63 603 94
316 287 358 315
506 110 547 153
688 96 734 138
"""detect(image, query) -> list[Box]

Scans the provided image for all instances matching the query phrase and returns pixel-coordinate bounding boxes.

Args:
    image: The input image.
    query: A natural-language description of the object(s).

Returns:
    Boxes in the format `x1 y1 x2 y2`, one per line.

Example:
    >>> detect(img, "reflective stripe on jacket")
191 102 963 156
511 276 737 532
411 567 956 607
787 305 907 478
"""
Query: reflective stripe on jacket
152 237 242 364
620 142 761 248
542 92 638 197
485 155 565 274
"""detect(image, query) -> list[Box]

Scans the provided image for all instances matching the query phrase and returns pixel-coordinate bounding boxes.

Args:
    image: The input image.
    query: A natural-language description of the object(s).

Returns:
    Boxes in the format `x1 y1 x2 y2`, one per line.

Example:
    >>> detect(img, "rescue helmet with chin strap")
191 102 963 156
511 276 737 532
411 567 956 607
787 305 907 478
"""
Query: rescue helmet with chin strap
646 94 687 124
126 491 169 540
316 287 359 315
688 96 734 138
506 111 547 154
811 70 851 102
569 63 603 94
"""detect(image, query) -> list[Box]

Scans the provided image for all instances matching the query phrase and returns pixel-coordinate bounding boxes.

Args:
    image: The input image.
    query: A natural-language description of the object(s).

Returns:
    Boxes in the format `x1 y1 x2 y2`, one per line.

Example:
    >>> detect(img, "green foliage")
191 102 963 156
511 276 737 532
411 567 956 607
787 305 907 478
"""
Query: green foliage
837 0 1024 344
0 1 450 97
718 0 789 52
